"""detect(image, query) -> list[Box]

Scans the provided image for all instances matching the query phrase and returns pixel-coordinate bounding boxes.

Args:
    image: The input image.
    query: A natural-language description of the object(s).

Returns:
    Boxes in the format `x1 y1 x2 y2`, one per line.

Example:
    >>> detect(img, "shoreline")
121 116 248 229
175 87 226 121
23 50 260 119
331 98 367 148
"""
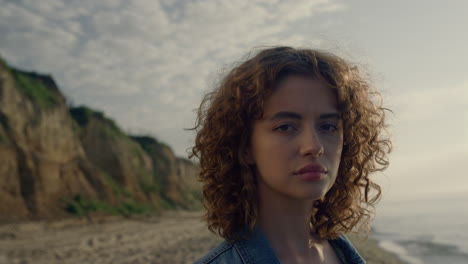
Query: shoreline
347 233 409 264
376 239 422 264
370 231 468 264
0 210 407 264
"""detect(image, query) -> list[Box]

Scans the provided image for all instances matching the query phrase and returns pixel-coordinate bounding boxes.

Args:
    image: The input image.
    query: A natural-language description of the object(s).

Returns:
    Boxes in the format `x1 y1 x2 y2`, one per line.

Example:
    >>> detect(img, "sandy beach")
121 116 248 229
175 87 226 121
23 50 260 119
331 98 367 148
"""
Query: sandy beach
0 211 405 264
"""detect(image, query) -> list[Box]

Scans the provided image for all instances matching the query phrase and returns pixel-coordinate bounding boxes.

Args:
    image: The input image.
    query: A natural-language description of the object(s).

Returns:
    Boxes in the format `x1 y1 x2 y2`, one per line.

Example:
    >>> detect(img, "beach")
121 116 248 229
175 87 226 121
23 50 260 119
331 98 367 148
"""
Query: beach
0 210 406 264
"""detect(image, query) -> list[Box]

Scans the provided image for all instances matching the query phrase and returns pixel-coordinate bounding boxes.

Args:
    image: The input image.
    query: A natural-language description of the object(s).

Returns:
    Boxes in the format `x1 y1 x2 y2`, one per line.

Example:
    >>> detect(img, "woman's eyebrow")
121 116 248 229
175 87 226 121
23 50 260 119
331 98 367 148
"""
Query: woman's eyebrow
269 111 341 121
269 111 302 121
319 113 341 120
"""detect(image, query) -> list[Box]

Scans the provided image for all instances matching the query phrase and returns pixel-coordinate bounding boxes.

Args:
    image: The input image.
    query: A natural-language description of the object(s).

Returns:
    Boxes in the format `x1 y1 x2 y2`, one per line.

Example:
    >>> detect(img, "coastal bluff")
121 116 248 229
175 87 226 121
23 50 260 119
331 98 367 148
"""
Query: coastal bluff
0 57 200 221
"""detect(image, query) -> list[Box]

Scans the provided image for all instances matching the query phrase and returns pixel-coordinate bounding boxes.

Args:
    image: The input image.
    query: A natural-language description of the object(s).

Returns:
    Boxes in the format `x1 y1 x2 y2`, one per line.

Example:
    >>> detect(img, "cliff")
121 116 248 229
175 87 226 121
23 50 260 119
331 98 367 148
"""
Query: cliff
130 136 201 209
0 57 200 221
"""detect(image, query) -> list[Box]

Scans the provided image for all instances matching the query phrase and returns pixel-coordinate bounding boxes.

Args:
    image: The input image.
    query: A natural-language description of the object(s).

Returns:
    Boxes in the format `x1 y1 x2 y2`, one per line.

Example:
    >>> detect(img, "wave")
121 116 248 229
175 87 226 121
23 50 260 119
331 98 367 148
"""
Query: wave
375 233 468 264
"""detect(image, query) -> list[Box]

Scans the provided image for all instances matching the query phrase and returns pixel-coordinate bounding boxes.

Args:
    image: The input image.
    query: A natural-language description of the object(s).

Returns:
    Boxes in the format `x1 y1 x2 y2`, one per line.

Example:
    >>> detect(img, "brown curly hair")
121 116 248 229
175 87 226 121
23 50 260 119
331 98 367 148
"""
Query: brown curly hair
190 46 391 242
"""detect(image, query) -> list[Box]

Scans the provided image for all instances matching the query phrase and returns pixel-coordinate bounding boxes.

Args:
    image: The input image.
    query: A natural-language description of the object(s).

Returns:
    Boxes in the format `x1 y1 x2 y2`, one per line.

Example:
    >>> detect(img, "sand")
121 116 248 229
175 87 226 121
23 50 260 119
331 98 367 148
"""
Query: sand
0 211 406 264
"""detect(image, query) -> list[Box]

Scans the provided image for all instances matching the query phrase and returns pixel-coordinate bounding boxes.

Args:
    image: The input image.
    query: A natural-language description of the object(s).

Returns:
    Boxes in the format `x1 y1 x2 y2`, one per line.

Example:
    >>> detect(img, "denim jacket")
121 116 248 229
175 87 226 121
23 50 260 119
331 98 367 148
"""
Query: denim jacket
194 226 365 264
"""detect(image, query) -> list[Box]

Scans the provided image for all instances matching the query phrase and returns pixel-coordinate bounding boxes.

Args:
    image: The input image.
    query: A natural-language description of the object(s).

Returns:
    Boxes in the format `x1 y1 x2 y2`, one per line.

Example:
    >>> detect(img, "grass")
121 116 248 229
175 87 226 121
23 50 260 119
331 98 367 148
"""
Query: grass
69 106 125 140
101 121 121 140
64 194 153 217
138 170 161 195
11 70 59 109
69 106 94 127
159 197 176 210
64 194 113 216
63 170 158 217
101 172 132 198
130 136 169 163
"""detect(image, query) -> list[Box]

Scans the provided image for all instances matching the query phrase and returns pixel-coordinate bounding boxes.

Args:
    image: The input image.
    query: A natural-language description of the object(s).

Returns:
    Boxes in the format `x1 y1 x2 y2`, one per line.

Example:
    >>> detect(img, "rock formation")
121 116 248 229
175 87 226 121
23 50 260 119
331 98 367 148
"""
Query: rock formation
0 57 200 221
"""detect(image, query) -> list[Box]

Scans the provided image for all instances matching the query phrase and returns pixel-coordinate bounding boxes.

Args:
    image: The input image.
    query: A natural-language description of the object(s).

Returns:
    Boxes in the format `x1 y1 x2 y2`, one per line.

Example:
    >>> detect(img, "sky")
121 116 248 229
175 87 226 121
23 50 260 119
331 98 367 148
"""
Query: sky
1 0 467 202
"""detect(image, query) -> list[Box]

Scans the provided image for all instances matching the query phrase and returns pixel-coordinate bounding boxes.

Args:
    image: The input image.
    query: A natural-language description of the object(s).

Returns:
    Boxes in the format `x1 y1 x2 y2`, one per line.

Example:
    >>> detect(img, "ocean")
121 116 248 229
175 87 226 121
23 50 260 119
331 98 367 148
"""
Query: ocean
372 191 468 264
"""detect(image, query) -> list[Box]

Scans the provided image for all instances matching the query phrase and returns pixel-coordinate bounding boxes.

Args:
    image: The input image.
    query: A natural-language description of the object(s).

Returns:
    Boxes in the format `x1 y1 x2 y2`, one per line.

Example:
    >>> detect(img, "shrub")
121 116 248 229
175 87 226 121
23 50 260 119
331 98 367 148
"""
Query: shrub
12 70 58 109
63 194 153 217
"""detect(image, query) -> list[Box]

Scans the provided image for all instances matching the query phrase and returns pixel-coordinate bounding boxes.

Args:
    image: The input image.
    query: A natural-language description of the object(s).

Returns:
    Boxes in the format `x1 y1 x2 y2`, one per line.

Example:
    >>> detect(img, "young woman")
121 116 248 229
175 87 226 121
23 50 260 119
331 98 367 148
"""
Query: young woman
191 46 391 264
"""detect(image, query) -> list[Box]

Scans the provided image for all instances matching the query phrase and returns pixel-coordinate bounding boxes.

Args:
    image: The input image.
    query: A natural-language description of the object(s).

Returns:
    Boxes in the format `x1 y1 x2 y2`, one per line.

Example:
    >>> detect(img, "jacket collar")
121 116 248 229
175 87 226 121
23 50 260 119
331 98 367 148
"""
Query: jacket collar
234 226 366 264
234 226 281 264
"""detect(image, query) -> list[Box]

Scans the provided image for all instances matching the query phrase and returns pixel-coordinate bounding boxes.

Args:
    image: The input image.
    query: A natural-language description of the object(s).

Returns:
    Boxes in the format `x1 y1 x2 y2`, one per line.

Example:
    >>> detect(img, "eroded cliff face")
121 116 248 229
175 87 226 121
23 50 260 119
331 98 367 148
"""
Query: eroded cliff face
173 158 202 208
0 58 200 221
0 62 112 220
70 108 156 203
130 136 201 209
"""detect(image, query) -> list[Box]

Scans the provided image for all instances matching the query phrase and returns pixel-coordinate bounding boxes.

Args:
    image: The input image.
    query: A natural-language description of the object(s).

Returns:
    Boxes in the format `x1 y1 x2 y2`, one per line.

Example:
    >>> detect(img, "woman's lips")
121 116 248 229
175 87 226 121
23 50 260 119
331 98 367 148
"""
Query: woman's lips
295 171 325 181
294 164 327 181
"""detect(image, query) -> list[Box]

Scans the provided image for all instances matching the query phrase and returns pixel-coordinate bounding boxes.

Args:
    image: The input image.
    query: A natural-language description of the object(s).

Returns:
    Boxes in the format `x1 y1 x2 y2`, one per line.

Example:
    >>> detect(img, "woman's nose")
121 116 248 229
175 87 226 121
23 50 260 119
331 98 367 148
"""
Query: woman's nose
299 128 324 158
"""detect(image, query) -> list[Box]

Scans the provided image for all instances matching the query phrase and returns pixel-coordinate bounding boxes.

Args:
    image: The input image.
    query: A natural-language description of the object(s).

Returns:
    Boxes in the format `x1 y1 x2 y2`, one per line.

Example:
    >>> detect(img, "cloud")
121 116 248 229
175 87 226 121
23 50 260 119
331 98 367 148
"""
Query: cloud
0 0 343 156
378 81 468 199
389 82 467 122
380 144 468 200
386 81 468 156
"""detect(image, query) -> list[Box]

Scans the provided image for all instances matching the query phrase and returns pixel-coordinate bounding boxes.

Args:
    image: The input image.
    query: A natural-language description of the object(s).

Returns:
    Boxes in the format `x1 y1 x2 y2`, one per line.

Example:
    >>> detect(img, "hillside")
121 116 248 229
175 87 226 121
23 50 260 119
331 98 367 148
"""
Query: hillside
0 56 200 221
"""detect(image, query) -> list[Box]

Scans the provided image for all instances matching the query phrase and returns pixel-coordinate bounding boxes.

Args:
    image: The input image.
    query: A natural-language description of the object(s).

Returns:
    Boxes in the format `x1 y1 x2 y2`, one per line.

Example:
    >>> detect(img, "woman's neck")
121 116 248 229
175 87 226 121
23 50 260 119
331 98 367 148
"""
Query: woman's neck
257 191 324 262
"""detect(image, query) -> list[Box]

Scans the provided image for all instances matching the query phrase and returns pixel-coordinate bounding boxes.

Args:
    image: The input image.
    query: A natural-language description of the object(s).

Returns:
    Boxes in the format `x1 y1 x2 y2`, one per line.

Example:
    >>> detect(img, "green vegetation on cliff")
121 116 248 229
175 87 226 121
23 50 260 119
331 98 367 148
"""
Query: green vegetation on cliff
62 169 158 217
130 136 171 199
69 107 168 214
69 106 94 126
64 194 152 217
69 106 124 139
130 135 171 176
101 172 132 198
11 69 59 109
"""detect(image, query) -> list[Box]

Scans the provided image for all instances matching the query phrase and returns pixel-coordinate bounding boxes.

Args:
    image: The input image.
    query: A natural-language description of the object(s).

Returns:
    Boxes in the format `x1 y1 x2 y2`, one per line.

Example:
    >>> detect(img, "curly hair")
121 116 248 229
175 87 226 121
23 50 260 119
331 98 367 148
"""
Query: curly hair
190 46 391 242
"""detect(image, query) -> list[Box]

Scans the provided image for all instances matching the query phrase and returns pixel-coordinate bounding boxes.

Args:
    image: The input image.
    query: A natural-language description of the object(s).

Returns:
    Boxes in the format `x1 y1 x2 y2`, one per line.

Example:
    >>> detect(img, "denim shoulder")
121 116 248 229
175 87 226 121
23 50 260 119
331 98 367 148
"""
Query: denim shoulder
194 240 242 264
330 234 366 264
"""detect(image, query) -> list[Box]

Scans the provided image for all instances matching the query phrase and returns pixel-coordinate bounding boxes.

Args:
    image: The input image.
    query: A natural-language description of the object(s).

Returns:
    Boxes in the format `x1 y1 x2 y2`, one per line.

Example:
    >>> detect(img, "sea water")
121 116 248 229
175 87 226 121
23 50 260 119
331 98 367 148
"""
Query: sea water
372 191 468 264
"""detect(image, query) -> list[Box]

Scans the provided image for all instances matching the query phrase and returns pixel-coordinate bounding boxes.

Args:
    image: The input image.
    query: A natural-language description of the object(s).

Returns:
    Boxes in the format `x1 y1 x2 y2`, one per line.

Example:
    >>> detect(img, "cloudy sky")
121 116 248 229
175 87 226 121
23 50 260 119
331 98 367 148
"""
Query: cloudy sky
1 0 467 202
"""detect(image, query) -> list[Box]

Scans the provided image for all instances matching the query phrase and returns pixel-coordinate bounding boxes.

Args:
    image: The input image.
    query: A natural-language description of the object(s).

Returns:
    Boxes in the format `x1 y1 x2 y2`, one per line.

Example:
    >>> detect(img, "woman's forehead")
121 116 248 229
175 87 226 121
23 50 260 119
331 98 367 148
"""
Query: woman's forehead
262 76 339 116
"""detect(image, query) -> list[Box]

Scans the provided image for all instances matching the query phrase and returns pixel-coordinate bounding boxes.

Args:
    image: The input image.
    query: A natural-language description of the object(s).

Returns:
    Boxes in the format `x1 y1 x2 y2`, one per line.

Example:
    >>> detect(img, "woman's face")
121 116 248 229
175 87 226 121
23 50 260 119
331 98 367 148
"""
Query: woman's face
249 76 343 202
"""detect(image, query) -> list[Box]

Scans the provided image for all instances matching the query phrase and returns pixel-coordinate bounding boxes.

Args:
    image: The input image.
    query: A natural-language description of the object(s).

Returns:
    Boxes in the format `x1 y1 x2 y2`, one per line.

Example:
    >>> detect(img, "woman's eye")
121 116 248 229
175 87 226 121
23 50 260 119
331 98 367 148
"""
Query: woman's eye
274 124 296 132
320 123 338 132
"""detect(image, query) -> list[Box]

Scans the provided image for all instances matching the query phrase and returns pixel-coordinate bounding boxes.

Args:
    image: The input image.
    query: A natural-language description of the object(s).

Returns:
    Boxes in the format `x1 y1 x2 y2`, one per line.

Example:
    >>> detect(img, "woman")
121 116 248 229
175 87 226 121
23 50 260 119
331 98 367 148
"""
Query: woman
191 46 391 264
